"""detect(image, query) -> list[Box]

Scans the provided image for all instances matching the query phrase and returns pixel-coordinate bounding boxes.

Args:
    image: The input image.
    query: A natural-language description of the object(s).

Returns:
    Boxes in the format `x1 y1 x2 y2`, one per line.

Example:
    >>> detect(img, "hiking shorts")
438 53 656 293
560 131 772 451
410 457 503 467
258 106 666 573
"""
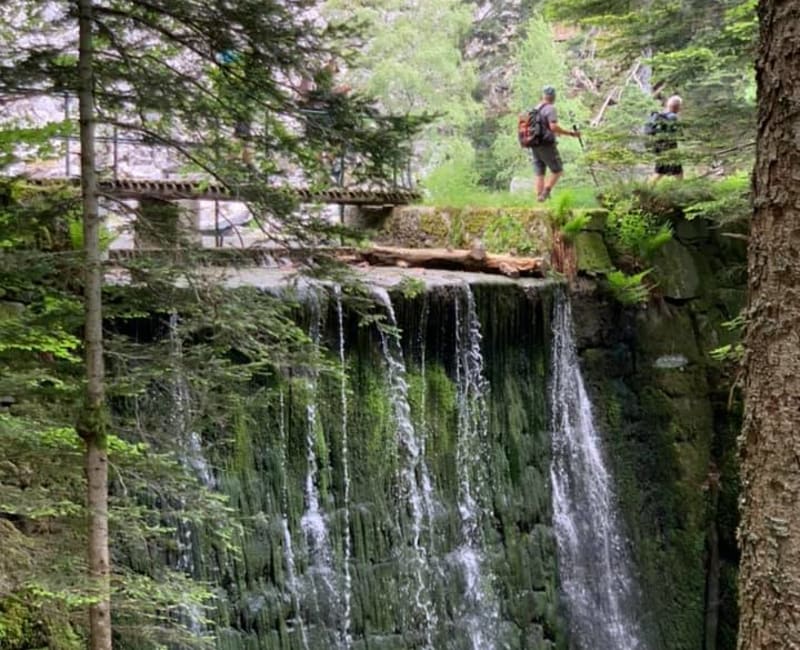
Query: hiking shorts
655 162 683 176
530 144 563 175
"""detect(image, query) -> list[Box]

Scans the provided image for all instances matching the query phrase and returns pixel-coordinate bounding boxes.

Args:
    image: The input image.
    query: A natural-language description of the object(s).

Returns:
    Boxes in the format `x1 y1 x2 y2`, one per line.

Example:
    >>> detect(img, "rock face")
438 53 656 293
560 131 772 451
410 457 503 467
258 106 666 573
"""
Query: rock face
181 283 564 649
566 219 745 650
464 0 536 116
365 204 744 650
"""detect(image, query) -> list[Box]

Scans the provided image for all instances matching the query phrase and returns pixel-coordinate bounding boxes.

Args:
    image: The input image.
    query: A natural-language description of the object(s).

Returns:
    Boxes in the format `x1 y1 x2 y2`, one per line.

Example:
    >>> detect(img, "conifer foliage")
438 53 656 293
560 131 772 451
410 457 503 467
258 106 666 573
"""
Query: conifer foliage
545 0 757 173
0 2 418 649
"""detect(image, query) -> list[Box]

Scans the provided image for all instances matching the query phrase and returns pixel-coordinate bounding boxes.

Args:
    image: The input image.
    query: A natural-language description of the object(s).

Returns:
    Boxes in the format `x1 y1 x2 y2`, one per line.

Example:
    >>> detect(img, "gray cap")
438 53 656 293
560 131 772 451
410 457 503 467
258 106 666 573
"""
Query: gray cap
542 85 556 97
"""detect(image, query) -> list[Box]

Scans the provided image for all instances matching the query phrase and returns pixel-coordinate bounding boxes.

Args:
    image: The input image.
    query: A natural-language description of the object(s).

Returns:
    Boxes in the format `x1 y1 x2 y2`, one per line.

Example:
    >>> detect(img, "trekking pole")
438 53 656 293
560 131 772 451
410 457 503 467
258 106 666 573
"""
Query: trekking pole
569 111 600 188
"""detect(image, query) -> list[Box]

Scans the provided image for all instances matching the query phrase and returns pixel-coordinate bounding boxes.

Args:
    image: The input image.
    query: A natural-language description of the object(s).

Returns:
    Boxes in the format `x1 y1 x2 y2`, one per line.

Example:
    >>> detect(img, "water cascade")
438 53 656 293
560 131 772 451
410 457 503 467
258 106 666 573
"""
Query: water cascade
128 282 563 648
373 287 437 648
299 290 345 647
550 294 646 649
334 286 353 649
452 285 501 648
279 390 310 649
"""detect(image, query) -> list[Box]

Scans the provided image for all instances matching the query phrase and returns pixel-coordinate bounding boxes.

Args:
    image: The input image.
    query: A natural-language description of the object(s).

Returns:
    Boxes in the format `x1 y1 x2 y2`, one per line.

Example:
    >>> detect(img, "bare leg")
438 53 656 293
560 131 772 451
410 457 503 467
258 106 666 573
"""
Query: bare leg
242 144 254 167
545 171 562 191
535 174 545 198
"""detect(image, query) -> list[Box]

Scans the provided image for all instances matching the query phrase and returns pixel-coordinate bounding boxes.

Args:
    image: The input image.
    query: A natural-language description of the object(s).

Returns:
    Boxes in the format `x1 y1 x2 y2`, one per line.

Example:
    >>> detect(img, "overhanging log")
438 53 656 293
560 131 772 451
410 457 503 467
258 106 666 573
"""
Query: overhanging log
107 245 549 278
340 246 548 278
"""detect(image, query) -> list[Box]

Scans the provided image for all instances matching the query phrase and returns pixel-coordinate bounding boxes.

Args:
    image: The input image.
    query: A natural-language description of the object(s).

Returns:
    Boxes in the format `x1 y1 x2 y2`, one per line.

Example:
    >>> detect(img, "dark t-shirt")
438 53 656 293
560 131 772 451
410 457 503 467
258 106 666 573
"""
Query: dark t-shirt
538 102 558 141
654 111 679 152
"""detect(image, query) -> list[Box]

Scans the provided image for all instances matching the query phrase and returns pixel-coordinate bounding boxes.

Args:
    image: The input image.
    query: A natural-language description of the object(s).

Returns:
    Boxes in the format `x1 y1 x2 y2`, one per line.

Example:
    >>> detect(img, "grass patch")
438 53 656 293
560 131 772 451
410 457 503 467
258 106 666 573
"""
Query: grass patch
422 182 600 209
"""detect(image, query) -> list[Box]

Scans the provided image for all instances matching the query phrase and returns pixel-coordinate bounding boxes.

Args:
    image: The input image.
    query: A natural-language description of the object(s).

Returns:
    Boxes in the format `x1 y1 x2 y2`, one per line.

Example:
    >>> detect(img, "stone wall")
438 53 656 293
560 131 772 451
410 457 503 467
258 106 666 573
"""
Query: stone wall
194 283 565 649
376 205 745 649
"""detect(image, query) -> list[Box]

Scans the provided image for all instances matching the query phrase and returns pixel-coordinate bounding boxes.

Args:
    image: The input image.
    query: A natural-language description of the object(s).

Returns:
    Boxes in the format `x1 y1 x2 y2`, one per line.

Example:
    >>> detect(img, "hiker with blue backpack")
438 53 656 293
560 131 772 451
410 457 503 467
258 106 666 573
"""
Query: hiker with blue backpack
518 86 581 202
646 95 683 182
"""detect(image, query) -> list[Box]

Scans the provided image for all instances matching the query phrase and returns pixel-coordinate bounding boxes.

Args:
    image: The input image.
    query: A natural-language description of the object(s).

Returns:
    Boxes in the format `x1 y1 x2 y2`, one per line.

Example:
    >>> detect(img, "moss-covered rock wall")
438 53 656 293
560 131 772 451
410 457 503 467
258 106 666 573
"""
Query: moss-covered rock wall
367 204 744 650
567 218 744 650
194 282 564 649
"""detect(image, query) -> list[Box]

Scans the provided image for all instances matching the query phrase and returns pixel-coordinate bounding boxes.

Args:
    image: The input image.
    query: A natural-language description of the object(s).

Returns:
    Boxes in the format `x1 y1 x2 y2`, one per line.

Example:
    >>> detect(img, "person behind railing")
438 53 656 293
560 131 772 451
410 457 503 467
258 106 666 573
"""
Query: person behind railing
298 60 351 186
214 47 254 167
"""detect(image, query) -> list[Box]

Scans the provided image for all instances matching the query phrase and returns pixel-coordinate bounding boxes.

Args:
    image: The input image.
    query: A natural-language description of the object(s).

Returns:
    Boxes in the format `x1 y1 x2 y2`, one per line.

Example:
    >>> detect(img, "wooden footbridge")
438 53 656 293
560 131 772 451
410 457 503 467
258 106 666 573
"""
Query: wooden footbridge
25 176 421 206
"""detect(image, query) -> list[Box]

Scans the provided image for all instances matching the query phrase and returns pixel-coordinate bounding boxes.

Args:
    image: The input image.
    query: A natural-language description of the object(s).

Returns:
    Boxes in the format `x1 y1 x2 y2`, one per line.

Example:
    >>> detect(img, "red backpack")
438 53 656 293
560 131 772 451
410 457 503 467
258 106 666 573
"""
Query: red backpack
518 105 553 148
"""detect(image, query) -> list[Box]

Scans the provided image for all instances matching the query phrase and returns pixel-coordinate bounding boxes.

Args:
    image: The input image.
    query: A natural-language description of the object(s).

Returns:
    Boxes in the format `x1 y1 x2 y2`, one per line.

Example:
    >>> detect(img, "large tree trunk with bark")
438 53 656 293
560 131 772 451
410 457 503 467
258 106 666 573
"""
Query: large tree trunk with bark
737 1 800 648
77 1 112 648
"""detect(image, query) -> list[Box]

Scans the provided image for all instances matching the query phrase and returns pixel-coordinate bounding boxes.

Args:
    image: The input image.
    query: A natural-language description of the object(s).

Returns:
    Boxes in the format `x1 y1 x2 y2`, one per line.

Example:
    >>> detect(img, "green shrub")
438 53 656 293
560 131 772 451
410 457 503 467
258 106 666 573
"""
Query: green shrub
607 269 652 305
683 172 751 224
606 201 673 263
560 213 591 242
484 213 535 254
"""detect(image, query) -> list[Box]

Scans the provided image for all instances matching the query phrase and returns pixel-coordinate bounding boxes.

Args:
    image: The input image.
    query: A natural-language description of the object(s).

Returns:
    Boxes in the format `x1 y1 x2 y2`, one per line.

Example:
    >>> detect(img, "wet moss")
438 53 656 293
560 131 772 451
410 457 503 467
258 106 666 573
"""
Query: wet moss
0 593 82 650
191 283 564 649
380 206 555 254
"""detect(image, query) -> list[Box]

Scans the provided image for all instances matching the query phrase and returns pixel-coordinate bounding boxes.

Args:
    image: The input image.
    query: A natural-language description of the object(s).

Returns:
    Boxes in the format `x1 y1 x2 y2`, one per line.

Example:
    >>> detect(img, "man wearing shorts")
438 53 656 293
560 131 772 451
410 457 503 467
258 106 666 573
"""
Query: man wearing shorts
650 95 683 182
531 86 580 202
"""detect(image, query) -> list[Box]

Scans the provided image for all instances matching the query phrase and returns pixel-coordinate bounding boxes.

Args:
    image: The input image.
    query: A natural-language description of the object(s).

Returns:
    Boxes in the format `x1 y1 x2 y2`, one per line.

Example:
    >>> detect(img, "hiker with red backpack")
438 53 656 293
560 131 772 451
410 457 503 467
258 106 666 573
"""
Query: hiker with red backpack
518 86 581 202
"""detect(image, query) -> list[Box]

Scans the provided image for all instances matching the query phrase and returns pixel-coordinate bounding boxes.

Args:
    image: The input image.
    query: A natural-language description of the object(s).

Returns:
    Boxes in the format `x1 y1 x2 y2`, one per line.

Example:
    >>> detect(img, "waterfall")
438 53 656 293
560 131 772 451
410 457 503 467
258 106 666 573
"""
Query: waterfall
168 312 212 636
416 293 437 558
146 283 597 648
452 285 500 649
334 286 353 649
279 390 310 650
550 294 646 650
299 290 342 647
373 287 437 649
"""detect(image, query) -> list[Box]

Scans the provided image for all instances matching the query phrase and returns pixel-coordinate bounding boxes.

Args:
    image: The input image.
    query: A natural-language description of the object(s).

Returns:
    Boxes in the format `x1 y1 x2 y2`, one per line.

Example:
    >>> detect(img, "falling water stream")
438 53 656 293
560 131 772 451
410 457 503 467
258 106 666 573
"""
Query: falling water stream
452 285 500 649
147 283 660 649
299 290 342 647
334 286 353 649
550 294 646 650
279 390 310 649
374 287 437 648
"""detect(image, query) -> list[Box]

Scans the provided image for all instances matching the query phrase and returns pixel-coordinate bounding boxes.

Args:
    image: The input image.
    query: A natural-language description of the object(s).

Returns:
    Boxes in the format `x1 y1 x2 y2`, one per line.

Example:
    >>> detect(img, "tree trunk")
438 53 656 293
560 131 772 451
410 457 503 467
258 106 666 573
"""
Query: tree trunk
737 1 800 648
77 1 112 648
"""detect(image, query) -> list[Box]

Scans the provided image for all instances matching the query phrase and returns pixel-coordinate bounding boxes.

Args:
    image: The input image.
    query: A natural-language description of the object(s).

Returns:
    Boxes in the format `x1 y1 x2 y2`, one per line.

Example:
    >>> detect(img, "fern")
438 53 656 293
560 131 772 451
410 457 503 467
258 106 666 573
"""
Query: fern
642 222 673 258
550 190 575 227
560 213 591 242
607 269 652 305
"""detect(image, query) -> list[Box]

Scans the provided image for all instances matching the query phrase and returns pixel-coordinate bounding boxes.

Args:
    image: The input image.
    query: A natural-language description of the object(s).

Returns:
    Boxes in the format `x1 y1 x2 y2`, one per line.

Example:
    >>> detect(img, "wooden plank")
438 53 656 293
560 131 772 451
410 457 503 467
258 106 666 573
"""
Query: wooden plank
21 176 420 205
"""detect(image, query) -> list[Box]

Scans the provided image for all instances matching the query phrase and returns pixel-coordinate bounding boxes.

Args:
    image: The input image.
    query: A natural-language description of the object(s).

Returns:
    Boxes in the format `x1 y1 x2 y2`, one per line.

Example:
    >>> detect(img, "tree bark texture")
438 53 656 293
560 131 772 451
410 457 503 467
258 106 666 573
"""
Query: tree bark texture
737 1 800 648
78 1 112 648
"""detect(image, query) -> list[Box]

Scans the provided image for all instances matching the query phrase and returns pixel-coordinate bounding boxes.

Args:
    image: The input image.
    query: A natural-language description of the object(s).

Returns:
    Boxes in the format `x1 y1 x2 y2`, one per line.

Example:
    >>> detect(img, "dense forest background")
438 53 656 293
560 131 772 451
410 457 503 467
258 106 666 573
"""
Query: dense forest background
324 0 756 204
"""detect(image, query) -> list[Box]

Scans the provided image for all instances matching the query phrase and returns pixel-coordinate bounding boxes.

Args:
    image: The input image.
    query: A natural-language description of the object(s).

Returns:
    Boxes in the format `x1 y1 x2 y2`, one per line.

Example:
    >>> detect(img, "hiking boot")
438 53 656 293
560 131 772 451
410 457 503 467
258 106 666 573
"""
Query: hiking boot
541 188 552 201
